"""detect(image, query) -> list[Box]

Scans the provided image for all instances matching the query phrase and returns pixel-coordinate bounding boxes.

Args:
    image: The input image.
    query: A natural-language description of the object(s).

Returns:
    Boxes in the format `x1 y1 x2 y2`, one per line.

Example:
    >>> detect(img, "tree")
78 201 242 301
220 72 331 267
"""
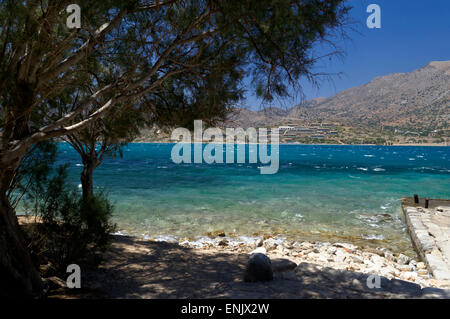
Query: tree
0 0 350 297
64 102 147 201
63 38 243 200
7 141 58 212
0 141 57 298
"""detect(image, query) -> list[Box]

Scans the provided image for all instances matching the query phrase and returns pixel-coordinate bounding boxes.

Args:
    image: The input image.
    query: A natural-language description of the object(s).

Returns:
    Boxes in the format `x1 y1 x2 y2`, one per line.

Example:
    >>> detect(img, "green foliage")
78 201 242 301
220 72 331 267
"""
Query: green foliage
8 141 58 209
0 0 351 284
26 165 116 274
1 1 350 141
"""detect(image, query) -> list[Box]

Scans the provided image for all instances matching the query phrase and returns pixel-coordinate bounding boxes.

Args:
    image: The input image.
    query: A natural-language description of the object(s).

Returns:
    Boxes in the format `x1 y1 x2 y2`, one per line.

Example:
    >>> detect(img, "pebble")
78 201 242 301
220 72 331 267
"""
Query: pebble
417 262 426 269
327 246 337 254
418 269 429 277
334 243 358 252
370 254 384 266
300 242 314 249
384 251 396 262
263 238 279 251
350 255 364 264
398 264 413 272
401 271 418 281
397 253 411 265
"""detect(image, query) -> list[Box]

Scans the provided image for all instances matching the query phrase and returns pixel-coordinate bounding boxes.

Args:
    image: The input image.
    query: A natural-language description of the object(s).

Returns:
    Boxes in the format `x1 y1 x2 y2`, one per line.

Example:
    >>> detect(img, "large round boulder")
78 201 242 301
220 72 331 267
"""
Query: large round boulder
244 253 273 282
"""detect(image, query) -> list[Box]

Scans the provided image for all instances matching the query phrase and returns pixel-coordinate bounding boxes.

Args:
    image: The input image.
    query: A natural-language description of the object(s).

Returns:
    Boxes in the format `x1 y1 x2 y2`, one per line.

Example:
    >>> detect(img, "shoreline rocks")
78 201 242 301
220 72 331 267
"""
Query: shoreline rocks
173 234 449 289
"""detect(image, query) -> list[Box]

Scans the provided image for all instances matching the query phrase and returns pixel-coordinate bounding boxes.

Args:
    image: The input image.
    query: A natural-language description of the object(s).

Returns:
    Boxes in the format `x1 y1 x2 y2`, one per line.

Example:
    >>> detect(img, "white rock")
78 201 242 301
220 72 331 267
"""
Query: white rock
251 247 267 255
418 269 429 276
333 243 358 252
397 254 411 265
334 253 347 263
379 267 395 279
365 267 381 275
383 251 396 262
363 259 373 266
416 262 426 269
292 241 303 249
401 271 418 281
370 254 384 266
282 241 294 249
274 246 289 256
263 238 279 251
307 252 320 260
300 242 314 249
398 264 413 272
350 255 364 264
317 255 328 263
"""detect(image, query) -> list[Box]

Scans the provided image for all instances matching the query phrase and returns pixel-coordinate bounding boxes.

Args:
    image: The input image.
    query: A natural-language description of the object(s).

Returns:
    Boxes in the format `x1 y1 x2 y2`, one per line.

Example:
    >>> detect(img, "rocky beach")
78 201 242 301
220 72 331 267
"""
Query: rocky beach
175 233 445 288
41 232 450 299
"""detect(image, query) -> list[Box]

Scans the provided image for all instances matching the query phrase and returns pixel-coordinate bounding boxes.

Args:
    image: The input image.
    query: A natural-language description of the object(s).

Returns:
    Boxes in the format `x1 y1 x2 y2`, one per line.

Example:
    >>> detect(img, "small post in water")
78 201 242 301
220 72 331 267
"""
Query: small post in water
425 199 429 208
414 194 419 204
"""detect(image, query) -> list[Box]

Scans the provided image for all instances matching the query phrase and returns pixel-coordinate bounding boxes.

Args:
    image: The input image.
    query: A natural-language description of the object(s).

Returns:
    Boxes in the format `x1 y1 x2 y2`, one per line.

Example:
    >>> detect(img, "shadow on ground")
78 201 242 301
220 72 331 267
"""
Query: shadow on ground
52 235 449 299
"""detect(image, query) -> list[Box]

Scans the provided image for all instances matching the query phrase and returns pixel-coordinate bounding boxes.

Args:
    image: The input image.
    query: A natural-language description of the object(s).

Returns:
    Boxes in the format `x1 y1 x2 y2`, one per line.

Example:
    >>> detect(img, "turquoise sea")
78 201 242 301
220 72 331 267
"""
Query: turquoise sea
55 143 450 255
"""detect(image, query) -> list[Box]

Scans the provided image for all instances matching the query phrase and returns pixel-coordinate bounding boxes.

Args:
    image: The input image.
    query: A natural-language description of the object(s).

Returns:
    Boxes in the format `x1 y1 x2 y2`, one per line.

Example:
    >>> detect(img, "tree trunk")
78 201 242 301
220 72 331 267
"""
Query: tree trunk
1 89 44 297
81 155 97 201
0 169 43 298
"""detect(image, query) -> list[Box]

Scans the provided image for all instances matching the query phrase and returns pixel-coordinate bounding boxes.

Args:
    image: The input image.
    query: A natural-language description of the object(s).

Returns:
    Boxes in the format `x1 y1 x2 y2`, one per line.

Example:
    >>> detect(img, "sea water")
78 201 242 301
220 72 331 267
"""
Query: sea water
54 143 450 255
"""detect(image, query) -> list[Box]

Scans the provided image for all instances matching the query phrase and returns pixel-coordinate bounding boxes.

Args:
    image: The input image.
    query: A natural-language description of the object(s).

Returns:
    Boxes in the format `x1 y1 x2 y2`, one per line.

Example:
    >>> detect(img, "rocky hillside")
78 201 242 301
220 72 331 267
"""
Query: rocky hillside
230 61 450 133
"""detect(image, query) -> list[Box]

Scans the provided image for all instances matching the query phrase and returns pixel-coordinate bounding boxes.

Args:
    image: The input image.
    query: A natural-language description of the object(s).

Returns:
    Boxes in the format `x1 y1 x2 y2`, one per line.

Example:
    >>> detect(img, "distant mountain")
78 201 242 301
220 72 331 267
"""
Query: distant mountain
226 106 289 128
230 61 450 132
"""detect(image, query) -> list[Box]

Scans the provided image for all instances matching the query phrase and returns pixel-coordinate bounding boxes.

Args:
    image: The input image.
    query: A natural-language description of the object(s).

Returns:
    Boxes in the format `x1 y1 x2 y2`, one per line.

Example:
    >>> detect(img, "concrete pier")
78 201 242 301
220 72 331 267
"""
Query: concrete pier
402 197 450 285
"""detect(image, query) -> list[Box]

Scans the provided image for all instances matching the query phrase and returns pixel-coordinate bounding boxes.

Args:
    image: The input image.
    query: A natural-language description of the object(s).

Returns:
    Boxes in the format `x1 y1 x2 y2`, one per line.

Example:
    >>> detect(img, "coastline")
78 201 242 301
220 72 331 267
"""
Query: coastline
131 140 449 147
21 143 450 298
77 233 450 299
112 231 445 288
18 216 449 298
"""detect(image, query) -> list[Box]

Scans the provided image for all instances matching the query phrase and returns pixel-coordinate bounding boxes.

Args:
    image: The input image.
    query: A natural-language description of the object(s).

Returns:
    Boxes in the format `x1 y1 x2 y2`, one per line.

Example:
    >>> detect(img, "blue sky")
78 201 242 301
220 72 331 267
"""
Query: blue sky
243 0 450 109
